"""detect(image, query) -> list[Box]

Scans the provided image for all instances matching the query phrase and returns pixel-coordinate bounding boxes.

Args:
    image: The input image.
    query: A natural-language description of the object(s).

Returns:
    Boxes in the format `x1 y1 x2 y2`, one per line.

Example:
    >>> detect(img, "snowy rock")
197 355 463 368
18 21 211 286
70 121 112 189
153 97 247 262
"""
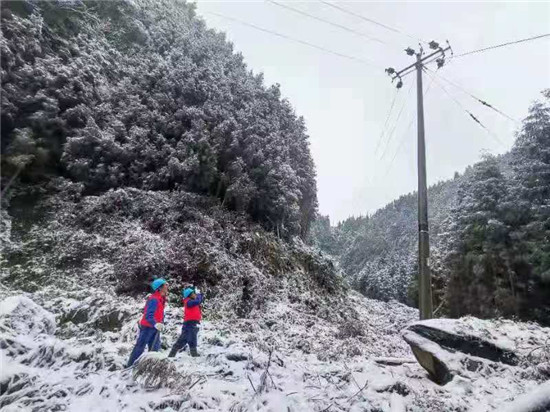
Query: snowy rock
93 309 128 332
402 317 550 385
62 306 89 324
402 328 454 384
0 295 56 337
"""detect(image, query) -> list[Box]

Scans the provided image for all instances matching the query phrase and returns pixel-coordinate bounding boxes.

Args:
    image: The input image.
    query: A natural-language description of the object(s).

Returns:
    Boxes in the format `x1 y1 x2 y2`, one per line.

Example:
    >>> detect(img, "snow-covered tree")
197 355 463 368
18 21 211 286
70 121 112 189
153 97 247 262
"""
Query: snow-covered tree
0 0 317 238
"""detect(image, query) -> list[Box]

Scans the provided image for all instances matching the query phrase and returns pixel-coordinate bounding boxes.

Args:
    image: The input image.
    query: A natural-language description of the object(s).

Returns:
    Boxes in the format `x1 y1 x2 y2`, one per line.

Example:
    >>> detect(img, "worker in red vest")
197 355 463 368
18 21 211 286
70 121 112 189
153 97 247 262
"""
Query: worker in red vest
168 287 203 358
127 278 168 367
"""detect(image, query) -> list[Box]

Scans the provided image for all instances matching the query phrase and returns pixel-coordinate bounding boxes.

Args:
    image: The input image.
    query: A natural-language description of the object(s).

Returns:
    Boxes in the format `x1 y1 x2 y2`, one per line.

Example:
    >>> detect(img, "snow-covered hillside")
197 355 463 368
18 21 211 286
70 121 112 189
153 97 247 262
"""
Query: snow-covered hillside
1 278 549 411
1 1 549 410
1 183 548 411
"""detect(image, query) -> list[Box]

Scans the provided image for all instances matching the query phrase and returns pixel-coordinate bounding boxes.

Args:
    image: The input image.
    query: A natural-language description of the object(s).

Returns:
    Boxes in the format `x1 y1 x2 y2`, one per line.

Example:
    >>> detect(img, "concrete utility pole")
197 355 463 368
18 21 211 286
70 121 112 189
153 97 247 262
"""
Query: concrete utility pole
385 41 451 320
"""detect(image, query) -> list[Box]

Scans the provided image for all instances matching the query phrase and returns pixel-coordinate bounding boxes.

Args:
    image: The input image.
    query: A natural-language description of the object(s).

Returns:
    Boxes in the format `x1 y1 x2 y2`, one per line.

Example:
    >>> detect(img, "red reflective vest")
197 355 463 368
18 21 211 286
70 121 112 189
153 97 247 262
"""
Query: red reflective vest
183 296 202 322
140 291 166 328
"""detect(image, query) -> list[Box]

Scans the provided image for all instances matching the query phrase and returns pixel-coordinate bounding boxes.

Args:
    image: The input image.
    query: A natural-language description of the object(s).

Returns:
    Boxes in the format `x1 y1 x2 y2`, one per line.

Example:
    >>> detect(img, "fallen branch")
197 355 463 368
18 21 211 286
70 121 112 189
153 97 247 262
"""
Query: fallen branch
526 337 550 360
348 380 368 402
187 377 204 391
344 362 361 391
247 375 257 394
320 403 333 412
374 357 417 366
433 300 445 317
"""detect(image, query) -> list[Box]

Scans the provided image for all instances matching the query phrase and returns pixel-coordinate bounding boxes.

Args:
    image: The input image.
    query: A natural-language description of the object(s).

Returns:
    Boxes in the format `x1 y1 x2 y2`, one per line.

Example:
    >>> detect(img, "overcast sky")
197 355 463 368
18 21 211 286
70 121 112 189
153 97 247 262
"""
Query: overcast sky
195 1 550 223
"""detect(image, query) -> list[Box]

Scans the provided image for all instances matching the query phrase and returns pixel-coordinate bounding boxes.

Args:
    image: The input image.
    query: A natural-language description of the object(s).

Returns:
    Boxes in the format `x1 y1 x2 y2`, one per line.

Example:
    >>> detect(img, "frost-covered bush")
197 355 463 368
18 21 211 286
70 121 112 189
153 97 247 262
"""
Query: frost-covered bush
133 352 192 390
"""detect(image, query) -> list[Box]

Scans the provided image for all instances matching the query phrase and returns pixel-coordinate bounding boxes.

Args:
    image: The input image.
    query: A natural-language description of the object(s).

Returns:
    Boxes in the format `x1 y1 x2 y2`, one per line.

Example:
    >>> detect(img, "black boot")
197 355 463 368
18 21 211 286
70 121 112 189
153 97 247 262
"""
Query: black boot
190 347 199 357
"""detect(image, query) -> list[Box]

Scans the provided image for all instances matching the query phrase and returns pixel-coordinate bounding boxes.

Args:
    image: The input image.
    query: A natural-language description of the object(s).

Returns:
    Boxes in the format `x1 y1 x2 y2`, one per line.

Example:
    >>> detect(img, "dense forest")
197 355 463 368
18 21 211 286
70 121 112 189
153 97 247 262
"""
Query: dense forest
1 0 334 303
1 0 317 239
310 91 550 325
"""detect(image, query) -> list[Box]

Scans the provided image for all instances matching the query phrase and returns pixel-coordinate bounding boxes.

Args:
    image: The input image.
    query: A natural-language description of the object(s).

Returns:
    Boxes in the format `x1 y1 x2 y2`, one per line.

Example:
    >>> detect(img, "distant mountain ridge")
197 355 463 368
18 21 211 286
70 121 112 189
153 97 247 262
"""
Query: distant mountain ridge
309 171 463 306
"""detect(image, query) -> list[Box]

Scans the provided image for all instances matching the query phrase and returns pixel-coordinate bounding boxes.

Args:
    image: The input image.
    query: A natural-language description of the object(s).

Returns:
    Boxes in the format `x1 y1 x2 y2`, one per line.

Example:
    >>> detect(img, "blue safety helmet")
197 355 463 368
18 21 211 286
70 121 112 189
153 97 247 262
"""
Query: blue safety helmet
151 278 167 291
183 287 194 298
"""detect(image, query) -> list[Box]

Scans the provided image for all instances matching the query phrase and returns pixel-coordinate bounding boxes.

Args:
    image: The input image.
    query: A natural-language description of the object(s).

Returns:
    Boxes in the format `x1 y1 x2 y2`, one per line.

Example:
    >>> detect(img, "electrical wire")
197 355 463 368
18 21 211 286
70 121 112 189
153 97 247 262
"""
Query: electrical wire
374 88 400 155
319 0 428 44
424 67 518 124
424 68 506 148
267 0 395 47
382 74 436 179
379 80 414 160
454 33 550 58
205 11 384 69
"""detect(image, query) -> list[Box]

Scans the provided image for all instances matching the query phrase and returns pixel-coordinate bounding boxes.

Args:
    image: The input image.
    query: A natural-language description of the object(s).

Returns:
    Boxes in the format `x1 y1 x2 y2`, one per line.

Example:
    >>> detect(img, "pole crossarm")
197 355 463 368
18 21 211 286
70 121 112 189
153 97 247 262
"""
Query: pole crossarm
385 42 452 89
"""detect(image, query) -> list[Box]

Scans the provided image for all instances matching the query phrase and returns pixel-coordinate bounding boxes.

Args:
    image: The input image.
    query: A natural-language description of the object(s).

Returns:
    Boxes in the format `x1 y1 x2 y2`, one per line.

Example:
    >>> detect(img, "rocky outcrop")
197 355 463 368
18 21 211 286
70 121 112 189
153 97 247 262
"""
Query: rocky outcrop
402 317 550 385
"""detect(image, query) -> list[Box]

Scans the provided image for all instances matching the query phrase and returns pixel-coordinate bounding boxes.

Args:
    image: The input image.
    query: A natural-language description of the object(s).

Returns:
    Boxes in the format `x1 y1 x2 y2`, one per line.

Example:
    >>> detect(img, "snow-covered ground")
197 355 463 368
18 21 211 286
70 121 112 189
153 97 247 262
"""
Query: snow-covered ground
1 281 548 412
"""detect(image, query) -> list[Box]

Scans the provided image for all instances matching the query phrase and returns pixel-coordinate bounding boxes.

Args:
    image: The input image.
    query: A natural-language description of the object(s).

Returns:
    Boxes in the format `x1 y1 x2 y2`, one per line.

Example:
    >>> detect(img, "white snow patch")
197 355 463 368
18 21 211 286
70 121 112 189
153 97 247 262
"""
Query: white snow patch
501 380 550 412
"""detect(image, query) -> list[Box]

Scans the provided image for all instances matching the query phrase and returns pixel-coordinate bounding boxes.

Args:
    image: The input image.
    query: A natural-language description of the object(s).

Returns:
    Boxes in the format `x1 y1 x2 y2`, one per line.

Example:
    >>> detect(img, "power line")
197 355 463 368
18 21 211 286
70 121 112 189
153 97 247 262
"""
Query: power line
383 75 436 178
455 33 550 58
424 68 505 148
319 0 428 44
267 0 394 47
424 67 518 124
379 80 414 160
374 88 400 155
206 11 383 69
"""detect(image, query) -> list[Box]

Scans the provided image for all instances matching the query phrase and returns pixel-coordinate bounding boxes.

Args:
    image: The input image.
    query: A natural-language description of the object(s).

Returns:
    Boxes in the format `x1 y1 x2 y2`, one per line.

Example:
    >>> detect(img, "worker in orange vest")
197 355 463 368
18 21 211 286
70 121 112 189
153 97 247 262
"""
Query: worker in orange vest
168 287 203 357
127 278 167 367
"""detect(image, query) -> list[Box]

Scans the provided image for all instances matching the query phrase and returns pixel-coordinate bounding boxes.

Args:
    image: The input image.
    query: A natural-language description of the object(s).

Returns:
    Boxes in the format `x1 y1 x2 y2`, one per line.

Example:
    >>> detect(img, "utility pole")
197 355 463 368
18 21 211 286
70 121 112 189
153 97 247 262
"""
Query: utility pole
385 41 452 320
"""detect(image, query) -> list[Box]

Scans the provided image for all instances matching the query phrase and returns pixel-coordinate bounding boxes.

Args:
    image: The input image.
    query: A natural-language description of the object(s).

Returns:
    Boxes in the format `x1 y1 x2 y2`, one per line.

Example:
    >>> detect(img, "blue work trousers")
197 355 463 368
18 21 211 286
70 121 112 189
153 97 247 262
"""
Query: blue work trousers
170 321 199 354
127 326 161 367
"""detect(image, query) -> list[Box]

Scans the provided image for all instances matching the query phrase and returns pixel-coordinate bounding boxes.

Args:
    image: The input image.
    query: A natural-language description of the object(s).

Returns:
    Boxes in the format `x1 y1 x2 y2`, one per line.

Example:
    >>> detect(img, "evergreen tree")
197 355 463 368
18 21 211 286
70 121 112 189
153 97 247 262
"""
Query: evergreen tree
0 0 318 238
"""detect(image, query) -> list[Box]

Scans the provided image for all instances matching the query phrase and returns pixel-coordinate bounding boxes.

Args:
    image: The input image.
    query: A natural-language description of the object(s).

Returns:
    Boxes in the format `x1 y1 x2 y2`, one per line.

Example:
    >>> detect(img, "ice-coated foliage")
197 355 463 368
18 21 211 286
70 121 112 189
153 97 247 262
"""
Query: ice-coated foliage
445 91 550 325
1 0 317 238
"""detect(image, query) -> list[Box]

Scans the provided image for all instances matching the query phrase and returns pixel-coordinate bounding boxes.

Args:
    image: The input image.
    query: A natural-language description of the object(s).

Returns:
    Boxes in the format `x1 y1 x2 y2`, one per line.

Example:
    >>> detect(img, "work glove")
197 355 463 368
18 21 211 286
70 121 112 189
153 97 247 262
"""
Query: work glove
195 288 201 295
154 323 165 332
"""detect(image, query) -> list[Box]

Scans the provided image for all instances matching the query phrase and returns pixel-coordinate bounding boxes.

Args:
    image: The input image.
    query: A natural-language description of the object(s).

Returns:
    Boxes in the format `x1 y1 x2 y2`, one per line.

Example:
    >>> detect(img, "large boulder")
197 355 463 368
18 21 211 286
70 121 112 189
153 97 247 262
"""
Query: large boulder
402 317 549 385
